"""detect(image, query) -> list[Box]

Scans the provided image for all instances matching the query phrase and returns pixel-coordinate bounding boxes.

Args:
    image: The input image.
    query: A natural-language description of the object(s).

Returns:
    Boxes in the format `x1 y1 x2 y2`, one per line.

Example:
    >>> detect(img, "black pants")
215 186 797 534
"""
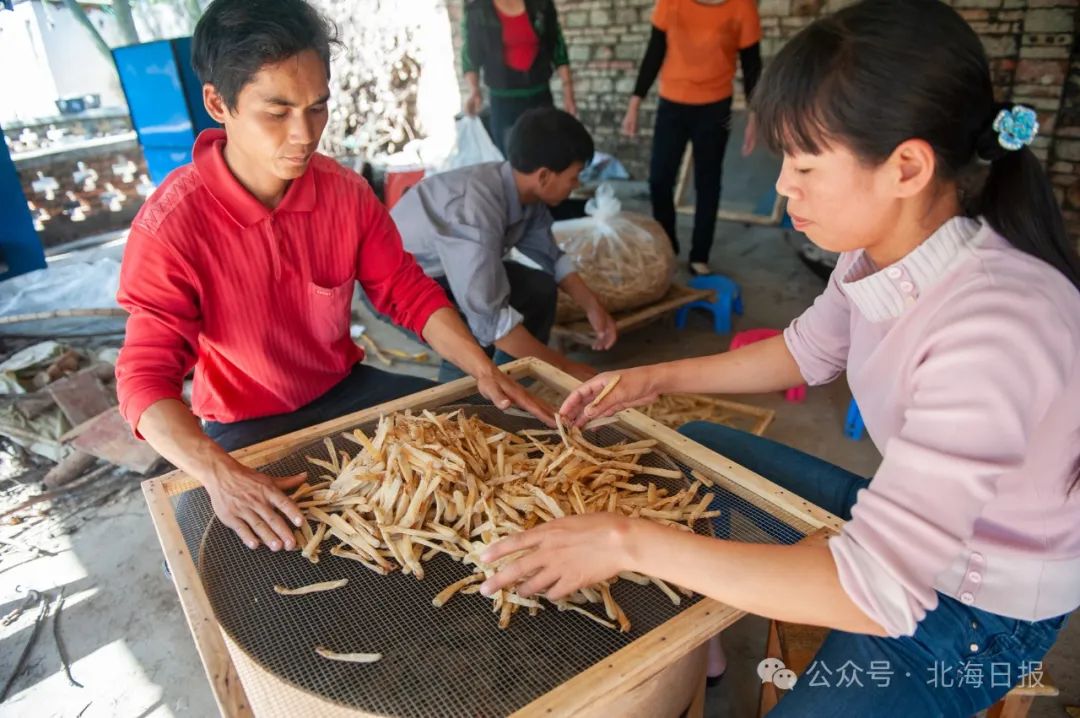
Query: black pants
649 97 732 264
433 261 557 381
203 364 435 451
488 88 554 156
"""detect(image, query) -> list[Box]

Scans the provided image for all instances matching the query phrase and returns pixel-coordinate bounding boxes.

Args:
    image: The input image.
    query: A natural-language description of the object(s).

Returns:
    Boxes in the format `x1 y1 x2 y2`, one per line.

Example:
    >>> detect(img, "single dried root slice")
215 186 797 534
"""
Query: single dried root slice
552 600 616 630
650 577 681 606
273 578 348 595
315 646 382 663
432 573 484 607
586 375 621 411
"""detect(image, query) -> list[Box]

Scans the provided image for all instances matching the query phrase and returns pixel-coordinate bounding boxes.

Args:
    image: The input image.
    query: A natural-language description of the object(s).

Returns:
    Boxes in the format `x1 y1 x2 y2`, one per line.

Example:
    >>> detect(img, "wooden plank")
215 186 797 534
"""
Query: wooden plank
43 450 97 489
11 390 56 420
753 541 840 717
70 407 161 475
47 370 114 425
552 284 714 349
59 415 102 443
673 147 787 226
757 621 782 718
142 480 255 718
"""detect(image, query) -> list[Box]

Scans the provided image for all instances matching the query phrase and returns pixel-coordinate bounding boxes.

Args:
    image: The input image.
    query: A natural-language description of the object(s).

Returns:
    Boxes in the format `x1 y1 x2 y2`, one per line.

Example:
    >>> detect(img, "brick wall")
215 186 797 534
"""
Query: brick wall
447 0 1079 239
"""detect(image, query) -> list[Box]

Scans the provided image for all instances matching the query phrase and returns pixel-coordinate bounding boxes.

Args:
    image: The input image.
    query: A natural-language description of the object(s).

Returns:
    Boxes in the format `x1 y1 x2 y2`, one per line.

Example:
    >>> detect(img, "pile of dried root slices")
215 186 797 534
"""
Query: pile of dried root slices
285 409 720 633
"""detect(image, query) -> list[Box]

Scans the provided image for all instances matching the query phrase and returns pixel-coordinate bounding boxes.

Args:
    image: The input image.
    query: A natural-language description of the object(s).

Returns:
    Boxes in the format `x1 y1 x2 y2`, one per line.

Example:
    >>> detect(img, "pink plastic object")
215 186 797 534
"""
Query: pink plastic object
729 328 807 402
384 166 425 209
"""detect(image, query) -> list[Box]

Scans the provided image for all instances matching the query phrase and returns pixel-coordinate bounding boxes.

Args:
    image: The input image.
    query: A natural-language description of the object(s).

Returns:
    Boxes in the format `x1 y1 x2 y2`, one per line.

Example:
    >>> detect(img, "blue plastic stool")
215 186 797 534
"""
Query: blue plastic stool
675 275 744 334
844 398 865 440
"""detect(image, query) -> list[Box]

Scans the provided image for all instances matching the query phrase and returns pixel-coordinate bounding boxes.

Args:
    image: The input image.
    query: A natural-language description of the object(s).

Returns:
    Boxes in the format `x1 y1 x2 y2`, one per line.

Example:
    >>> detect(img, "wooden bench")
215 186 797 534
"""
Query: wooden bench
551 283 713 351
758 620 1058 717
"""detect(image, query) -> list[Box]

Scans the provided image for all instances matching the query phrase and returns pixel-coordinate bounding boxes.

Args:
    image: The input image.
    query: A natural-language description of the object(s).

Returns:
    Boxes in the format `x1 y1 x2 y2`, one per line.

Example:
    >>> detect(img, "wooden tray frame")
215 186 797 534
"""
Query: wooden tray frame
551 283 714 351
142 358 841 717
643 394 775 437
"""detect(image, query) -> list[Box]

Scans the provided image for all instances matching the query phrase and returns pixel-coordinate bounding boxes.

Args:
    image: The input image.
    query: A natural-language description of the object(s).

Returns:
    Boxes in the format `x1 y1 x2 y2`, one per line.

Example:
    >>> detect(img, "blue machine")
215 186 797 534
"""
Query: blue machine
113 37 218 185
0 135 47 280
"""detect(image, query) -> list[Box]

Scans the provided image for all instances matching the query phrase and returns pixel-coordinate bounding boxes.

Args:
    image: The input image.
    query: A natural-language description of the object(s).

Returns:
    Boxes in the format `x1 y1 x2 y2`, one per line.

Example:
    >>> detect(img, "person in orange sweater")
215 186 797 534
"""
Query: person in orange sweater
622 0 763 276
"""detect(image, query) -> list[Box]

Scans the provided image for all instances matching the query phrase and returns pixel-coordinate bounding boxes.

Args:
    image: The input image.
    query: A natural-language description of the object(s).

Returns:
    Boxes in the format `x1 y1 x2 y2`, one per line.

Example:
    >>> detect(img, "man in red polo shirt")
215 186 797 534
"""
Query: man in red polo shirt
116 0 551 553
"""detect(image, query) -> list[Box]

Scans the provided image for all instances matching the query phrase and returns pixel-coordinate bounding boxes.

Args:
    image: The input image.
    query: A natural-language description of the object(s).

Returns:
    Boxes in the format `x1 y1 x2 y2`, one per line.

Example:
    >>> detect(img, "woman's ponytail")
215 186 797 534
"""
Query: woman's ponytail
975 141 1080 292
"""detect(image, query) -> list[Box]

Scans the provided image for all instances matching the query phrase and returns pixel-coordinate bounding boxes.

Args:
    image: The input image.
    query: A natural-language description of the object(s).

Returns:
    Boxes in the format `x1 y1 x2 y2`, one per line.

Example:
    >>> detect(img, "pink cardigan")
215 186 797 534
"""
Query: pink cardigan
784 217 1080 637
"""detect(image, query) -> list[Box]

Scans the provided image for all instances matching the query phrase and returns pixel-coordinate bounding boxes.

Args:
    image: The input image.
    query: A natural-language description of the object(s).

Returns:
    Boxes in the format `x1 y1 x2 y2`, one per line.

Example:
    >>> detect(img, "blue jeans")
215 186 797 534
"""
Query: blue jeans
676 422 1068 717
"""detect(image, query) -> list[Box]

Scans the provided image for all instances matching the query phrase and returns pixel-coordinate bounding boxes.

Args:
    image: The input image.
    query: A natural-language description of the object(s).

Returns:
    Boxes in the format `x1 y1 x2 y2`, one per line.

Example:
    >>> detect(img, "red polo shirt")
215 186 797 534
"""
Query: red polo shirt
116 129 450 432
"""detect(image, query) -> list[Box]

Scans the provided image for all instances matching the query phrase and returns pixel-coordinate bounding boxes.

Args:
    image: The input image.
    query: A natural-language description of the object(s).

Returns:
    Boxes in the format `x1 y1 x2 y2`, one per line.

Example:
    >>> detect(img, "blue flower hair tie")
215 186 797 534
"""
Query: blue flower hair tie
992 105 1038 152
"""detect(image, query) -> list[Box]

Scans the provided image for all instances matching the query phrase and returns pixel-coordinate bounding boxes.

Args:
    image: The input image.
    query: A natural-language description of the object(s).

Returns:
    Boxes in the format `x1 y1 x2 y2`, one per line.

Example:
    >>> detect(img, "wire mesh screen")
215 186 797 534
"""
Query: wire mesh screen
173 393 806 717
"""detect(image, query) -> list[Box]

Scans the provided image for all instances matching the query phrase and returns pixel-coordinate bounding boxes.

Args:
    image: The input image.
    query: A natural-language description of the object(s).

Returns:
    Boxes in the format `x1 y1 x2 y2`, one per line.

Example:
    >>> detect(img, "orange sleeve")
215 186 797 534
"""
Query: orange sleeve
651 0 670 32
738 0 763 48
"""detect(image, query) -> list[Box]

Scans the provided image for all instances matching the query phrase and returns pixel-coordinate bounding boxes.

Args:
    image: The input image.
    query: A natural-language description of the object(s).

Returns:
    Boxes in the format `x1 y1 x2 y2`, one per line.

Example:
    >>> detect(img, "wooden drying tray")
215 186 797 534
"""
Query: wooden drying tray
673 148 788 227
640 394 775 438
551 283 714 351
142 358 841 718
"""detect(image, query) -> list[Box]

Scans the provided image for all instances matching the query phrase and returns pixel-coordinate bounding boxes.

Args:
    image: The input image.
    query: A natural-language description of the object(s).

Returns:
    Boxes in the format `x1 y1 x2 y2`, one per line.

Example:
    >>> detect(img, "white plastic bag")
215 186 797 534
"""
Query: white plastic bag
438 116 504 172
553 183 676 321
0 258 125 336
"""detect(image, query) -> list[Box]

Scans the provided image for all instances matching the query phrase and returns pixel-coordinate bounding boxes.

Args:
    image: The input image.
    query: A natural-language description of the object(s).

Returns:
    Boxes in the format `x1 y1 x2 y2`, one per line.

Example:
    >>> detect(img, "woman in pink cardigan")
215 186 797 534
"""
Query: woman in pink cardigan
479 0 1080 714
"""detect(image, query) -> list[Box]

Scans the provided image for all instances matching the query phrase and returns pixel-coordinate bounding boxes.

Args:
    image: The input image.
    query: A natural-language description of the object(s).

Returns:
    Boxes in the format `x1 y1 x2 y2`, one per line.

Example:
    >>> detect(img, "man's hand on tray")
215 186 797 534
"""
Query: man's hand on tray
475 365 558 427
205 464 307 551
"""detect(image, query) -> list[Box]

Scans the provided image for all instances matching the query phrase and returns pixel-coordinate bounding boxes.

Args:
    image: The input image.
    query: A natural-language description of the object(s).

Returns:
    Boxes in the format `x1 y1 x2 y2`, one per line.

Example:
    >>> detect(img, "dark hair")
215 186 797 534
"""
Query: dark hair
192 0 339 111
507 108 594 174
752 0 1080 293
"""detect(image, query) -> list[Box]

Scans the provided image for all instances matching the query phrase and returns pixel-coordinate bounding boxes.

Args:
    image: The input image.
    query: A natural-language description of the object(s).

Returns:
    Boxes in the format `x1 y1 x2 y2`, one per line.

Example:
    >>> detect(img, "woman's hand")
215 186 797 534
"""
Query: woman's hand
480 513 635 600
559 366 662 426
205 466 307 551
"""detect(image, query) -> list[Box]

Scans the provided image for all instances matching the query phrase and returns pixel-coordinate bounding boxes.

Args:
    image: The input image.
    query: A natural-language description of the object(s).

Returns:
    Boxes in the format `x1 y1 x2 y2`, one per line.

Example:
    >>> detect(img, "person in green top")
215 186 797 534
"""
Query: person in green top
462 0 577 155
